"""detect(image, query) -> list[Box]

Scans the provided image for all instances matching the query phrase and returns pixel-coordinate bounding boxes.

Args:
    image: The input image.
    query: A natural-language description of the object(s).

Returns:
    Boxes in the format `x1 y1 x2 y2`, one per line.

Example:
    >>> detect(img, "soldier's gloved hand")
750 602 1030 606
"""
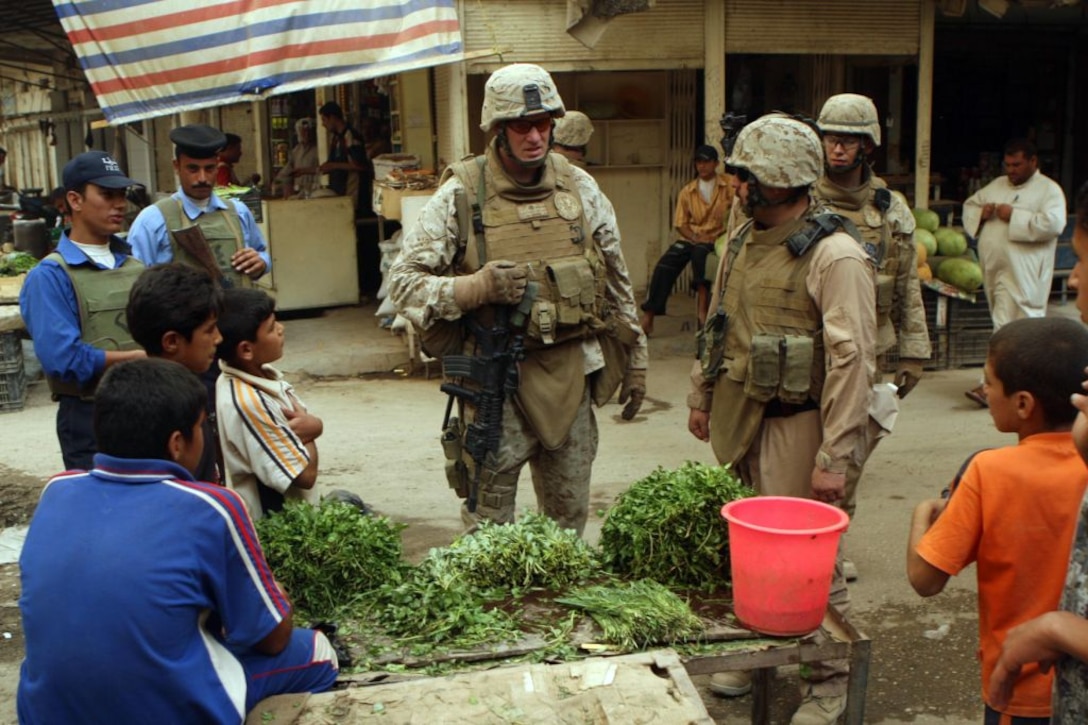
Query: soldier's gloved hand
895 359 925 399
619 368 647 420
452 260 527 311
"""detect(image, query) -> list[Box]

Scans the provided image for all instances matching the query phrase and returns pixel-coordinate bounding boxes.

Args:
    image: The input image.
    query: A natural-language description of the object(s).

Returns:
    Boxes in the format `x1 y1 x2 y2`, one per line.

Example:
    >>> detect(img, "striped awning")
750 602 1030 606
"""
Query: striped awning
53 0 464 125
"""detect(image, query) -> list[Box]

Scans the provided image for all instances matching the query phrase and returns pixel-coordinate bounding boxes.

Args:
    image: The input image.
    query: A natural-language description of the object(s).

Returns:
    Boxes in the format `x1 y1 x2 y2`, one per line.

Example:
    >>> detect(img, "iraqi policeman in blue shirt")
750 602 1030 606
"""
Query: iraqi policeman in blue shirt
19 151 147 469
126 124 270 287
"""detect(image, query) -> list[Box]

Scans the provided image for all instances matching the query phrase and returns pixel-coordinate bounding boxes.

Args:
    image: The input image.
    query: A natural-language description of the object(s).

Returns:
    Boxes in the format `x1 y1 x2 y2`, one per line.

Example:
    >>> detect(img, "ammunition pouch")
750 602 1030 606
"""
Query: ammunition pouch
698 309 729 378
528 255 600 347
744 334 814 405
441 416 470 499
875 273 896 325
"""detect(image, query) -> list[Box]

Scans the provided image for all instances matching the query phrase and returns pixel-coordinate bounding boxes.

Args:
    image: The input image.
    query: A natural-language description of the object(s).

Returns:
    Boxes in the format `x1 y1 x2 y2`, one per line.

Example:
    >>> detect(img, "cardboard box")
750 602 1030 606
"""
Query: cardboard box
372 184 434 220
0 273 27 306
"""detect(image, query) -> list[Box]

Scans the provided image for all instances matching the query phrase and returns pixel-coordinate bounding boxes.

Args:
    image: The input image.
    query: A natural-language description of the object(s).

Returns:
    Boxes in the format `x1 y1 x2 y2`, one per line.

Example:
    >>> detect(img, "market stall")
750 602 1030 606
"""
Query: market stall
256 196 360 312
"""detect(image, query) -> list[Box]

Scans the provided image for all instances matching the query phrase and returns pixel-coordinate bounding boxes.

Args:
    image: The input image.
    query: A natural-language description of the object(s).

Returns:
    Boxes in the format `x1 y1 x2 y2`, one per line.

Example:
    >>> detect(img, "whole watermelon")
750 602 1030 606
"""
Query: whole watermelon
915 228 938 258
912 208 940 234
934 227 968 257
938 257 983 293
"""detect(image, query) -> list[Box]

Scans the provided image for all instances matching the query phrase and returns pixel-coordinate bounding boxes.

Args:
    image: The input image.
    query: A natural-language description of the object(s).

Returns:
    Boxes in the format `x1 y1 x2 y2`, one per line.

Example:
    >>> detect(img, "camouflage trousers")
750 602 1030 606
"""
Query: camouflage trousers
736 409 849 698
461 386 598 537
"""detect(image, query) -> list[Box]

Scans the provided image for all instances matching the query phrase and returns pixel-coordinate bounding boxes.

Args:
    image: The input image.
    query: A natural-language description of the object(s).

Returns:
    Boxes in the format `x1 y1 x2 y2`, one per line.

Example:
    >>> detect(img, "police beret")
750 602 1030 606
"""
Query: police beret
169 124 227 159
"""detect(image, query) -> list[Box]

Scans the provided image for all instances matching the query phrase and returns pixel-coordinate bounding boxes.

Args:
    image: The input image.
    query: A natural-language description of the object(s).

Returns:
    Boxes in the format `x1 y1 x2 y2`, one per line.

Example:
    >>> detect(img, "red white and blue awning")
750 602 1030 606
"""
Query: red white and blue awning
53 0 463 124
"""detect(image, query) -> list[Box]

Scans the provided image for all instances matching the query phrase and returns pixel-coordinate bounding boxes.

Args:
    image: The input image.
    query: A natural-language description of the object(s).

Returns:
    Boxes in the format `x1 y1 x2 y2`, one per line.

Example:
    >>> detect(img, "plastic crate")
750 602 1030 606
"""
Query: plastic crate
946 327 993 369
0 365 27 412
945 291 993 331
0 331 23 373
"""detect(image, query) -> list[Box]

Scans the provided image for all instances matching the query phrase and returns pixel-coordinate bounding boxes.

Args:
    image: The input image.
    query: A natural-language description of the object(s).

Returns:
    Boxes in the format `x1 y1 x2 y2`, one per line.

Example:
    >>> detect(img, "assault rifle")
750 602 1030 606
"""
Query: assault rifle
719 111 748 163
440 282 538 512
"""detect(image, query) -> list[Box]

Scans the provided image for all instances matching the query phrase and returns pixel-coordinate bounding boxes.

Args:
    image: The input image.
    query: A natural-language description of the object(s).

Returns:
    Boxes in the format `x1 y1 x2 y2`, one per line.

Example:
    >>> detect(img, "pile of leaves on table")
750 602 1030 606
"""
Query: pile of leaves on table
255 463 753 667
599 460 753 589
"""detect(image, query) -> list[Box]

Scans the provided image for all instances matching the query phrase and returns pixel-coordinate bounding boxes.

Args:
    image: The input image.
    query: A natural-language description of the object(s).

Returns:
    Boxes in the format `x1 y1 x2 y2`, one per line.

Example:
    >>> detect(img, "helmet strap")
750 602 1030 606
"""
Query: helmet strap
826 150 865 175
744 178 807 214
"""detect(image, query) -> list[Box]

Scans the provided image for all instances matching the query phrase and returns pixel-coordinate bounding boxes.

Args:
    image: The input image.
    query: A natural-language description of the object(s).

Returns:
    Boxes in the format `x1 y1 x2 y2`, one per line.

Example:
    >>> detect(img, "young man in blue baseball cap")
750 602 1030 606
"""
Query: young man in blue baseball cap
19 150 147 470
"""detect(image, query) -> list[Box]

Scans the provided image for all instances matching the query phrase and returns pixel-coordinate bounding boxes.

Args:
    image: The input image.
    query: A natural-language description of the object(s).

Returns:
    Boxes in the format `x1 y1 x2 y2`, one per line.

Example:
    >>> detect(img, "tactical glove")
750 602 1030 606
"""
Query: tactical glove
452 260 527 311
619 368 647 420
895 359 925 399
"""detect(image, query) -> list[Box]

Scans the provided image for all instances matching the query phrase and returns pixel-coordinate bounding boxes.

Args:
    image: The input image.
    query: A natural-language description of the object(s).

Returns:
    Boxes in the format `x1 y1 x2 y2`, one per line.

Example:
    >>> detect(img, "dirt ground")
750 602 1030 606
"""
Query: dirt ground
0 309 1043 723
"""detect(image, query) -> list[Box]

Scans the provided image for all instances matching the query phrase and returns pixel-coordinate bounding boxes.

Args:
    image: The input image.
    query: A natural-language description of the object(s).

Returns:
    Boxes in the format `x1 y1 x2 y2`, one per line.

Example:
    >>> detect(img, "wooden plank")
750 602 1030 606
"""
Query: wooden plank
914 0 936 208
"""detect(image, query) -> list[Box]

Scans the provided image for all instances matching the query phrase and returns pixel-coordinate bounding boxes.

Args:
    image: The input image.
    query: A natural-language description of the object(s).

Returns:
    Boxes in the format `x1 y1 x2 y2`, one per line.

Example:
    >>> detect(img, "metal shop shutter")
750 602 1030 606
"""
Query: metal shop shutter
724 0 922 56
461 0 704 72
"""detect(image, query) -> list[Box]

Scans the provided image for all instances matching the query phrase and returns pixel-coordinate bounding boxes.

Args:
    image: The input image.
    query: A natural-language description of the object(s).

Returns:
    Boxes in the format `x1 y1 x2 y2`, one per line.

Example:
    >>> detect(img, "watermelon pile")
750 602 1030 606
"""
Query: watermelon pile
912 207 983 293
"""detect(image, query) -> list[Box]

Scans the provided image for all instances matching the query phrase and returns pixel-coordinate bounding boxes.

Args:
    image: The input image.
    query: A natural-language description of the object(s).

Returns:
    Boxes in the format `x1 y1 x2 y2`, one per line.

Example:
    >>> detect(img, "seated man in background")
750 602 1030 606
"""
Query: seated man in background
17 358 338 723
640 144 732 334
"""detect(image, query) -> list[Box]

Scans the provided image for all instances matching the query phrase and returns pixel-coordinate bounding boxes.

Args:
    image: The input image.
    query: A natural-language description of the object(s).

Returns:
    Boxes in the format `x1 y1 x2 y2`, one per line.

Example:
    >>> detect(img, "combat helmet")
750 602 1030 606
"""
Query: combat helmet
817 93 881 146
480 63 566 132
727 114 823 189
553 111 594 148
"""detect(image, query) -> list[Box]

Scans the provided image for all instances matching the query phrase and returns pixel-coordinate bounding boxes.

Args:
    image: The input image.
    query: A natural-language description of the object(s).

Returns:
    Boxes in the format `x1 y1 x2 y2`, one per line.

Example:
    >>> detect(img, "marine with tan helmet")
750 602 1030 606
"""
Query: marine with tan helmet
813 92 932 583
552 110 595 167
688 114 876 725
388 63 648 538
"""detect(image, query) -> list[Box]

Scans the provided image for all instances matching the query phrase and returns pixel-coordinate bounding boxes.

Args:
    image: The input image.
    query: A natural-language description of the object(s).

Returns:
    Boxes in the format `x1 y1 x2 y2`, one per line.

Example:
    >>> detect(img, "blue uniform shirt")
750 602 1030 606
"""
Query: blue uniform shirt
17 454 290 724
18 233 132 385
126 190 271 273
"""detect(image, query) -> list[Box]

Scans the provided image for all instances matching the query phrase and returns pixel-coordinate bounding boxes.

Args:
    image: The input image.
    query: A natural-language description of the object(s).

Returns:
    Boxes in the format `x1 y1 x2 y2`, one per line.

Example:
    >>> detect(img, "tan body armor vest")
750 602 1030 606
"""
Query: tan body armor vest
814 175 899 353
445 147 610 449
44 251 145 398
707 218 825 465
448 149 607 348
157 197 247 288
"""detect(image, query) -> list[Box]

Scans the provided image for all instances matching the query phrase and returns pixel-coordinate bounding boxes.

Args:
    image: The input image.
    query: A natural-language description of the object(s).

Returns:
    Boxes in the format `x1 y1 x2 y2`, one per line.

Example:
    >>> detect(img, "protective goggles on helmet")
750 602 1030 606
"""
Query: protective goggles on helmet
505 117 553 135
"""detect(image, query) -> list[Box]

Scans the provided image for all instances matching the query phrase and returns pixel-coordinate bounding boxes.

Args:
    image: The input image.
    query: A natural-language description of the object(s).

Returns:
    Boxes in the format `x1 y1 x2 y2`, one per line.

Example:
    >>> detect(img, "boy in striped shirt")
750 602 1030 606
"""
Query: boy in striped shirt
215 288 321 520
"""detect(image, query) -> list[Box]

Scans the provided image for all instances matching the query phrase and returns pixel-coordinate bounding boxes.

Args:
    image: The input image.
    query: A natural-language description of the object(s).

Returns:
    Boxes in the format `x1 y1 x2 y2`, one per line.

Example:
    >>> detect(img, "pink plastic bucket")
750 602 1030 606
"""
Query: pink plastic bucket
721 496 849 636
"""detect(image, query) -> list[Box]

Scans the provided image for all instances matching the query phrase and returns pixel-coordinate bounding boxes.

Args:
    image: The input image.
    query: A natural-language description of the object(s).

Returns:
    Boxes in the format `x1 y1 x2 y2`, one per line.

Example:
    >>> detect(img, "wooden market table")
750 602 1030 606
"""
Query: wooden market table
682 605 871 725
258 602 871 724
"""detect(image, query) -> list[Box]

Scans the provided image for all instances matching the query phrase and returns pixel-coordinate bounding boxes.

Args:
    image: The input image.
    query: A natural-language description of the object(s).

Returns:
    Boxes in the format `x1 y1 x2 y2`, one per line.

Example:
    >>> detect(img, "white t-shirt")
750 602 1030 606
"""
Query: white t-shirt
698 178 715 205
70 241 116 269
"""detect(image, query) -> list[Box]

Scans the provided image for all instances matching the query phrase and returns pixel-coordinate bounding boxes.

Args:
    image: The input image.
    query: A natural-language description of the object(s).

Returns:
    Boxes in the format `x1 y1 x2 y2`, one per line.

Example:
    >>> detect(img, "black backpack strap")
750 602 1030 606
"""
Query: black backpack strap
785 212 864 258
941 449 991 500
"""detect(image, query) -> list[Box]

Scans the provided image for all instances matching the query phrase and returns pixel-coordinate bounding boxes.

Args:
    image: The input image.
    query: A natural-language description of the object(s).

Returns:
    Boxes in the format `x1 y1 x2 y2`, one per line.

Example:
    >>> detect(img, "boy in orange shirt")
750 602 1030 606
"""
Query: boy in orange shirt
987 181 1088 723
907 315 1088 724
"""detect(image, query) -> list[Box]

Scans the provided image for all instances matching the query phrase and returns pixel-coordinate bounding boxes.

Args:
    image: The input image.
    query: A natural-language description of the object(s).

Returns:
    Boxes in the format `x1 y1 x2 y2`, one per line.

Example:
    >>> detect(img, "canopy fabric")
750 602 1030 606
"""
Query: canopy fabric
53 0 463 125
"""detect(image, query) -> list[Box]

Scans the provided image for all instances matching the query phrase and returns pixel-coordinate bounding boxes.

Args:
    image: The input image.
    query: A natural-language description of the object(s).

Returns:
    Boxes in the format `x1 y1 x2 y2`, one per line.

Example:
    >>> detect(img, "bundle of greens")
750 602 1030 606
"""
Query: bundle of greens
0 252 37 277
598 461 753 589
556 579 703 651
256 500 406 621
368 552 521 648
436 511 597 594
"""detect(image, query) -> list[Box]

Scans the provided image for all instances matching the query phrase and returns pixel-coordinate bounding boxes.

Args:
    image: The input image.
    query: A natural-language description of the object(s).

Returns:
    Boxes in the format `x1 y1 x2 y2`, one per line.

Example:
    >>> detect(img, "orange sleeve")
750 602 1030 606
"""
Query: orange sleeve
916 460 983 575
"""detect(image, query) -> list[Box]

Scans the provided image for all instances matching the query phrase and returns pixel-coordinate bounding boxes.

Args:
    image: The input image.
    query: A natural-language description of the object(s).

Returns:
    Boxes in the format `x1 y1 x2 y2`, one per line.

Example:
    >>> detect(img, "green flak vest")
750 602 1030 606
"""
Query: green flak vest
44 251 145 399
157 197 247 288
